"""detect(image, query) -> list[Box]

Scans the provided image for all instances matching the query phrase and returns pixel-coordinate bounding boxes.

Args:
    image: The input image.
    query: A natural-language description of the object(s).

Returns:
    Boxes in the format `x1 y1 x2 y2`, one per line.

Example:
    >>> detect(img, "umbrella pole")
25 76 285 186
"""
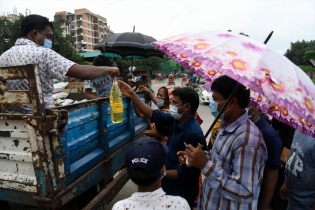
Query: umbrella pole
204 83 242 149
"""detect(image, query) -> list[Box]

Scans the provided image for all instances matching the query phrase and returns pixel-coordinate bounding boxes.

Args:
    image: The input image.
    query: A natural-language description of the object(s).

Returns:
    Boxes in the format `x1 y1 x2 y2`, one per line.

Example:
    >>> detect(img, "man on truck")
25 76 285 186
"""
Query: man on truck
0 14 119 114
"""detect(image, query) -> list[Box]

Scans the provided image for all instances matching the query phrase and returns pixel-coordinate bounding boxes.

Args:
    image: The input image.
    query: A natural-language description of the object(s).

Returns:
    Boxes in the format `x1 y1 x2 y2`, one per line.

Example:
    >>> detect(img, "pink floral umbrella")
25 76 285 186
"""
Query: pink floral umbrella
153 31 315 137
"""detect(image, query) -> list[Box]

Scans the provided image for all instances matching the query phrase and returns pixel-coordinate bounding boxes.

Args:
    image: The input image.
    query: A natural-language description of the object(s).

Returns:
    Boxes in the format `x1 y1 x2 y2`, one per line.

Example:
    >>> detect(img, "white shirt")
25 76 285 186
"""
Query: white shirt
0 38 75 113
112 188 190 210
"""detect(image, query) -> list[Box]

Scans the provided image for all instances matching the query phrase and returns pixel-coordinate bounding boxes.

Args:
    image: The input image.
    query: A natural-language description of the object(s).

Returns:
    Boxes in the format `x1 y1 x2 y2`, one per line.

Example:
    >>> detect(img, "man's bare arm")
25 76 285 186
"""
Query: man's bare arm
258 168 278 210
67 65 119 80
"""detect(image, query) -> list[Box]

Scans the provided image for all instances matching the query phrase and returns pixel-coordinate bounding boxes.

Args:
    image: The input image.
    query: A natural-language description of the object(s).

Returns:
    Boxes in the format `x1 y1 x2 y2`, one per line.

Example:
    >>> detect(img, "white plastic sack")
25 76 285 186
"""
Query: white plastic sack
52 92 69 100
53 82 68 93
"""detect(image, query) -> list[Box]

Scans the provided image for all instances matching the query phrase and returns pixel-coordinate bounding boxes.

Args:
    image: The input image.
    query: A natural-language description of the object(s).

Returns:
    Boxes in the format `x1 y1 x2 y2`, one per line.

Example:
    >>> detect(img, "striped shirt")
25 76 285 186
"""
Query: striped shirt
198 112 267 210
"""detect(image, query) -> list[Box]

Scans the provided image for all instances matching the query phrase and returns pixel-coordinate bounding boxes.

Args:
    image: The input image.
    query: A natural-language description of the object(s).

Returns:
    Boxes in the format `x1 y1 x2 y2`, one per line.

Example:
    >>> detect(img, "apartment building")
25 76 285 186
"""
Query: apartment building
54 8 112 52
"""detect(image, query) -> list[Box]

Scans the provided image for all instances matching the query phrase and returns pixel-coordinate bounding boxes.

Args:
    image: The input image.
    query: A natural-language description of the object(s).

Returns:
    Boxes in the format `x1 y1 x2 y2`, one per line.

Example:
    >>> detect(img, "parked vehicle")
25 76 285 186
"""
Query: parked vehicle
0 64 148 209
200 89 213 103
199 77 206 84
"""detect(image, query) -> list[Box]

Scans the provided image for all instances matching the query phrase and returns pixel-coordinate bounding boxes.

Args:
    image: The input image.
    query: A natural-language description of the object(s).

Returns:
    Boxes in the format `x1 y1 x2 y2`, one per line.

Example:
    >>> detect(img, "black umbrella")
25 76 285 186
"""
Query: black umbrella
95 32 164 58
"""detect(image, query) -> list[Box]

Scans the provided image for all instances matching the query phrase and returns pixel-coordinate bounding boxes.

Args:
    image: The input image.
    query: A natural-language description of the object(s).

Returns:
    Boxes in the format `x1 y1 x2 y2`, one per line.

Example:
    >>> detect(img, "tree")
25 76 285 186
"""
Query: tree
284 40 315 66
116 56 165 73
0 15 24 55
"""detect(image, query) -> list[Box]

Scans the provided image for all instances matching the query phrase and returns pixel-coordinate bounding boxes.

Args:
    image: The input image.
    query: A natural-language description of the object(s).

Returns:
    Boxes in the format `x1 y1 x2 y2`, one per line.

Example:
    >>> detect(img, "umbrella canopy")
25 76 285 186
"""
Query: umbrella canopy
95 32 164 58
153 31 315 137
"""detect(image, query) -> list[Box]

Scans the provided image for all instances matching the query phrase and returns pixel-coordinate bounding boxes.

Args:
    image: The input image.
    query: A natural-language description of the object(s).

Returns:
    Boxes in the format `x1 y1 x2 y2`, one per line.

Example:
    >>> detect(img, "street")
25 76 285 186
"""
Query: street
105 78 215 210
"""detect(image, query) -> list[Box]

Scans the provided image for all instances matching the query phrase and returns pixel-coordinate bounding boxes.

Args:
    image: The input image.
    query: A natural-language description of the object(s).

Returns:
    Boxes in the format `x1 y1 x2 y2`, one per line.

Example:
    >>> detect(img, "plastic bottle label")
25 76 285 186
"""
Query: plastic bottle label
111 103 123 113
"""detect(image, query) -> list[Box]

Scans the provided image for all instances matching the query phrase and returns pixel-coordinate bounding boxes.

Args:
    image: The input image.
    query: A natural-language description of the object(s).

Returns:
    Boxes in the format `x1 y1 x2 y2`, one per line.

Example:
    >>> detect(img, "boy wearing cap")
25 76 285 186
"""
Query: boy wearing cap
112 137 190 210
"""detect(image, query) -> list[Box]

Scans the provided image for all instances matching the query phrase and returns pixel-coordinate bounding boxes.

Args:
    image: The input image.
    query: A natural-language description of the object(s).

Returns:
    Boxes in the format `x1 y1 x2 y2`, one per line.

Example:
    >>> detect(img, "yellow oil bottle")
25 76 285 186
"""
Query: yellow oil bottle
110 77 124 123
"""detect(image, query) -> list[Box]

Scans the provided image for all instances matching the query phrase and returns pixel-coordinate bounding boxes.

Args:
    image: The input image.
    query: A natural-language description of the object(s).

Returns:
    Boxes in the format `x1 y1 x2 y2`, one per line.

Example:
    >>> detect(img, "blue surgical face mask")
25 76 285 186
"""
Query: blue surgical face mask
43 39 52 49
37 31 52 49
209 100 229 119
160 166 166 180
170 104 186 120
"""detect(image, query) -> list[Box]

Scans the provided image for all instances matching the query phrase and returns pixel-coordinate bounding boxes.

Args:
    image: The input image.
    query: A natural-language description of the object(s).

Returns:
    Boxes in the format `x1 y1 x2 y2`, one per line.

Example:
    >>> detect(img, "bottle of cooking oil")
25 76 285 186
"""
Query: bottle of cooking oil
110 77 124 123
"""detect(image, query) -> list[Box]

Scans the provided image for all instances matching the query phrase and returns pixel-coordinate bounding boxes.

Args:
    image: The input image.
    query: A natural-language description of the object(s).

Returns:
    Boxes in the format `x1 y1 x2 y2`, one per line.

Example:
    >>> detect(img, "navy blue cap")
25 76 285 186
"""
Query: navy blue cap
125 137 169 179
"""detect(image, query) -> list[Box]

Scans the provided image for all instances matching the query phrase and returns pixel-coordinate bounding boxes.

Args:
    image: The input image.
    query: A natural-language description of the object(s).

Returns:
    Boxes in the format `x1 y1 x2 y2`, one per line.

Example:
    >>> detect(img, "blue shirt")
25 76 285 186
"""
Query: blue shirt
189 75 197 83
255 117 282 169
285 131 315 210
151 110 205 207
84 74 112 97
199 112 267 210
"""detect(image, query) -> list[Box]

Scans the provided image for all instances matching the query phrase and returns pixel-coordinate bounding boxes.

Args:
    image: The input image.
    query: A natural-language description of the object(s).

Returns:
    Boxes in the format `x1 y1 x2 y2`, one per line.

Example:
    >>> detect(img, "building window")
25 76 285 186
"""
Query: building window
88 31 90 35
87 16 89 21
87 23 90 29
88 38 90 42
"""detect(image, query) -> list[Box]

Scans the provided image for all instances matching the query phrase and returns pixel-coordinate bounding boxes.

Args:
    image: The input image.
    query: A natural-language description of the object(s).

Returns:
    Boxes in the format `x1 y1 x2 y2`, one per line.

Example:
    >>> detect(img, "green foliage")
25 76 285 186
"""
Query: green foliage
299 65 315 72
305 50 315 60
0 14 24 55
284 40 315 65
116 56 165 74
116 58 132 70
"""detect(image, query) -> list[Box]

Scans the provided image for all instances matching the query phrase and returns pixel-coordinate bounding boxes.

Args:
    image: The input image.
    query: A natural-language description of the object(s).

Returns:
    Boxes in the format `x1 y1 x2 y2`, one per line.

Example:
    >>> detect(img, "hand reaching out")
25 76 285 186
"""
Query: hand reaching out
107 67 120 78
139 85 151 93
118 80 136 98
143 124 157 138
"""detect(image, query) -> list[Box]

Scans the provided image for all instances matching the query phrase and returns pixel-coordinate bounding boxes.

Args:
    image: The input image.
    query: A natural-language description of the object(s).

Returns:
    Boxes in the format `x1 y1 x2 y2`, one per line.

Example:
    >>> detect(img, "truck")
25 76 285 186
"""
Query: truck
0 64 149 209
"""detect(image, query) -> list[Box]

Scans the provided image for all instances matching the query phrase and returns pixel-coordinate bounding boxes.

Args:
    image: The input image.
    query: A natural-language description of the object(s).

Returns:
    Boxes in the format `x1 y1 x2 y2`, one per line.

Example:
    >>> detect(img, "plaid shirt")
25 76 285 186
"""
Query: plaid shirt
198 112 267 210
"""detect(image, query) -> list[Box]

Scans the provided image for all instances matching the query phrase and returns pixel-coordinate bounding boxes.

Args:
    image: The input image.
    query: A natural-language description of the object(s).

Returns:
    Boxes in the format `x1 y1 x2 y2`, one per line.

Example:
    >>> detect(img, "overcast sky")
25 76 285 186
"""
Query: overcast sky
0 0 314 54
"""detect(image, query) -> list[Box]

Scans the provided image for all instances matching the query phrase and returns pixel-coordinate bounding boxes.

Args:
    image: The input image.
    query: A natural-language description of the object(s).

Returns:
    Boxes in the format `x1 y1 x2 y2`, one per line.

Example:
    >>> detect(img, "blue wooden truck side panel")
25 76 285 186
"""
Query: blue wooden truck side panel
0 94 148 208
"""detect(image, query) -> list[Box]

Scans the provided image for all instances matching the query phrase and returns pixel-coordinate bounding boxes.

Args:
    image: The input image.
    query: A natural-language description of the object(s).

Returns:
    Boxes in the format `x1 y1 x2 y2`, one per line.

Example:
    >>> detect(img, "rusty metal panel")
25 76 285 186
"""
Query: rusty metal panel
0 66 28 81
0 91 30 104
0 64 46 117
0 119 37 193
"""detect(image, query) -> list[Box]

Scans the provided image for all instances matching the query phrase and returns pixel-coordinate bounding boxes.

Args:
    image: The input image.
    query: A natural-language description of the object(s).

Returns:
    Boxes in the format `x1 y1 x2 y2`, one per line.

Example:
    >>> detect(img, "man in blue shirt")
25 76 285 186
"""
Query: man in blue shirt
189 74 197 84
84 55 115 99
118 81 205 208
247 107 282 210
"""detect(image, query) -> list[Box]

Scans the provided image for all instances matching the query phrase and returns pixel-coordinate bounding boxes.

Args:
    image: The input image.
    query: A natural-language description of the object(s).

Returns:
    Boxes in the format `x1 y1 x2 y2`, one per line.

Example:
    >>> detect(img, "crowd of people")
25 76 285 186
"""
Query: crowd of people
0 14 314 210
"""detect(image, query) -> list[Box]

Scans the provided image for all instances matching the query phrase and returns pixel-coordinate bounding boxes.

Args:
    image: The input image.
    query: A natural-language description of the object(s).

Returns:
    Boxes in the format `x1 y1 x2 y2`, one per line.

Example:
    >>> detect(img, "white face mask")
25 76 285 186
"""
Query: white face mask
160 166 166 180
247 106 255 119
169 104 186 120
156 98 165 108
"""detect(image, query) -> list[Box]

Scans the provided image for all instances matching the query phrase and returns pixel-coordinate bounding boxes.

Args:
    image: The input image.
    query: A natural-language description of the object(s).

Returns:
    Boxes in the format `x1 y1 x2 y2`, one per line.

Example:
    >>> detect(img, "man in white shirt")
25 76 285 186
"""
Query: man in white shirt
0 14 119 113
112 137 190 210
